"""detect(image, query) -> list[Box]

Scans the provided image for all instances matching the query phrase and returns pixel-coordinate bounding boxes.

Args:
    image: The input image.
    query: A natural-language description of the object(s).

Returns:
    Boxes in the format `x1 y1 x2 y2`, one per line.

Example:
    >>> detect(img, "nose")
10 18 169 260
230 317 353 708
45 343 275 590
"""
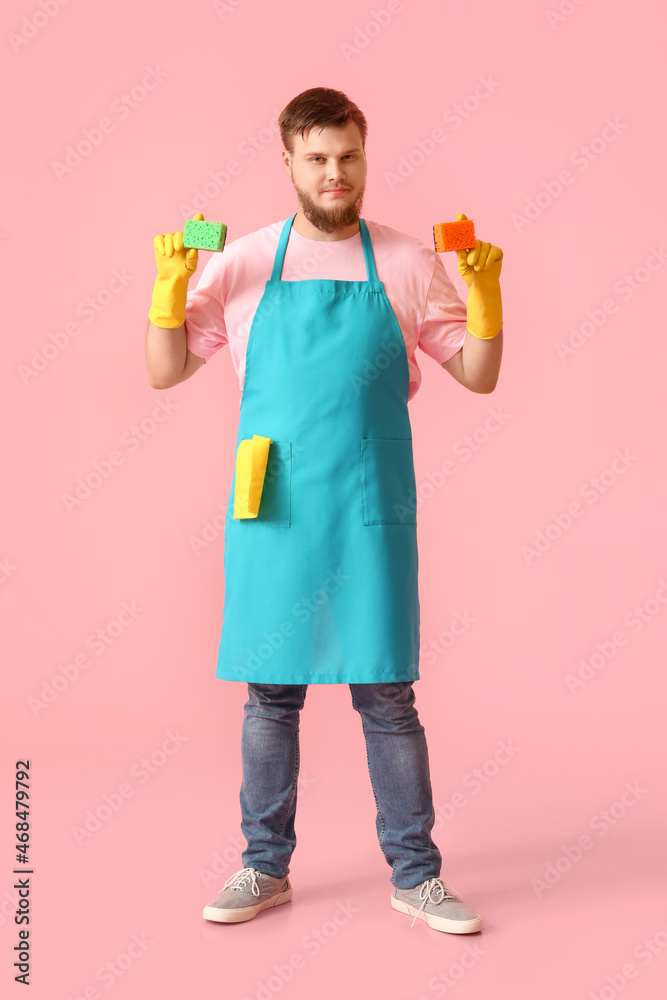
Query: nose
327 164 347 185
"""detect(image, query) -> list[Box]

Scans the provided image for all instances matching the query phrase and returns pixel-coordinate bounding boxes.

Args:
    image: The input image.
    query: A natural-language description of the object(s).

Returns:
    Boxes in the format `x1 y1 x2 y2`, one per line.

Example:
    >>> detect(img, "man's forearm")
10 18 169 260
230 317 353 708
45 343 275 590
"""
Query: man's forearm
145 320 187 388
461 327 503 393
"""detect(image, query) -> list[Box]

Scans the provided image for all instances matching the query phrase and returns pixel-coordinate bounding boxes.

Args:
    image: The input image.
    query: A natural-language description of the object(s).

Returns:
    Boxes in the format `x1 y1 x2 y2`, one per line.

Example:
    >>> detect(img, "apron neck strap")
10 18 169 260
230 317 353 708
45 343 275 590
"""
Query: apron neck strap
270 213 378 282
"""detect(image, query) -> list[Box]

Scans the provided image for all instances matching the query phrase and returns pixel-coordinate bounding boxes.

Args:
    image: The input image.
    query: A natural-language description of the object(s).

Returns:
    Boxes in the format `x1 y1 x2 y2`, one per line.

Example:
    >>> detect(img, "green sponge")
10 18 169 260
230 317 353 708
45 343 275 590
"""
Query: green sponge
183 219 227 252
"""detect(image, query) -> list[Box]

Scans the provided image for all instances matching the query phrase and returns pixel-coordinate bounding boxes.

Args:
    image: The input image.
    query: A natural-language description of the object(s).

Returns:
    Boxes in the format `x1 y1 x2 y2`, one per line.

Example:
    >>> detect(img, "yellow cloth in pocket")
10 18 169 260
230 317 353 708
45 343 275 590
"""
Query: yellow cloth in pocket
233 435 273 519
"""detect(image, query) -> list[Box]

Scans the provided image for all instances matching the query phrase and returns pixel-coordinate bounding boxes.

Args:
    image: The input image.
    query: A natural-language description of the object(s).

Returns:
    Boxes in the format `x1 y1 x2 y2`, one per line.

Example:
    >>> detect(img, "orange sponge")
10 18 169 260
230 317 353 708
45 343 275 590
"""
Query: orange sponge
433 219 476 252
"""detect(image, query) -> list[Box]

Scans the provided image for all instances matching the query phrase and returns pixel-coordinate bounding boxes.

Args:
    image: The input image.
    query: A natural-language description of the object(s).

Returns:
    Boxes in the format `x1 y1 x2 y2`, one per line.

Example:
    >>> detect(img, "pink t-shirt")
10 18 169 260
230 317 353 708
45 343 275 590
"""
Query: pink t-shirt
184 217 472 401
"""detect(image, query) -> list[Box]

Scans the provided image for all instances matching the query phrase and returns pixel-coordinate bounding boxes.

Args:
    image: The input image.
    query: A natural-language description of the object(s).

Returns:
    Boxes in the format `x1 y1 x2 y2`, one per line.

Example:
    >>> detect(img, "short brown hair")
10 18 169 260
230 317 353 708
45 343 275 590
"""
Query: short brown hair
279 87 368 155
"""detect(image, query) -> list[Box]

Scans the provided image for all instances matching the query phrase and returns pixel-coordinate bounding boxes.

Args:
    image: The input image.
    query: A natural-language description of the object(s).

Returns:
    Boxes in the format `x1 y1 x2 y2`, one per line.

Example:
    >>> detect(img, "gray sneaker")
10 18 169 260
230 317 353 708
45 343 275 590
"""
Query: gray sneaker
391 876 482 933
203 867 292 923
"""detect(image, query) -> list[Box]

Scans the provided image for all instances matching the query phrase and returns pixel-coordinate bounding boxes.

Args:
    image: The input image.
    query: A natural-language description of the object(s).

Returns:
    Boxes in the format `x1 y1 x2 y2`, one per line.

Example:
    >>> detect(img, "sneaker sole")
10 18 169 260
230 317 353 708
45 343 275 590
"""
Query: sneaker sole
390 895 482 934
203 886 293 923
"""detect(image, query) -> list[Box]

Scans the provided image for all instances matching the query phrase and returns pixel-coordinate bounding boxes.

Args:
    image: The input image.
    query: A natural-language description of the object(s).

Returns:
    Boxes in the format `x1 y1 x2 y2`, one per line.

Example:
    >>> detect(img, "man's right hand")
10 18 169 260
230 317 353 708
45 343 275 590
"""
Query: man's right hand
149 212 205 328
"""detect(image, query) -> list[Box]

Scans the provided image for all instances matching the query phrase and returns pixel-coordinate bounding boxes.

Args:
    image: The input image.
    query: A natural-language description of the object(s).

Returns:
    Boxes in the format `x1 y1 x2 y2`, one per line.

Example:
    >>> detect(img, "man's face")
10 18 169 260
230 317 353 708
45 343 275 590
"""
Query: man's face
282 122 367 233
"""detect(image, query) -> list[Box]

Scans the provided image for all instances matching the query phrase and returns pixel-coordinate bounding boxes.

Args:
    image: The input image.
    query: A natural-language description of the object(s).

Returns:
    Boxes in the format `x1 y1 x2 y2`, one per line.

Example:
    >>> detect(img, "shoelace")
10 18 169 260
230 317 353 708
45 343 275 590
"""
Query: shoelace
409 876 463 928
220 868 460 925
222 867 265 897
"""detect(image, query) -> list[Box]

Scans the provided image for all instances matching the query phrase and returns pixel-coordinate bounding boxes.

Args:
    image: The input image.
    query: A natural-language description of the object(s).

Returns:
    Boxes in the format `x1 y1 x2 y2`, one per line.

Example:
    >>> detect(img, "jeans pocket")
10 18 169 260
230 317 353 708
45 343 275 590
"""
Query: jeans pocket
361 438 416 525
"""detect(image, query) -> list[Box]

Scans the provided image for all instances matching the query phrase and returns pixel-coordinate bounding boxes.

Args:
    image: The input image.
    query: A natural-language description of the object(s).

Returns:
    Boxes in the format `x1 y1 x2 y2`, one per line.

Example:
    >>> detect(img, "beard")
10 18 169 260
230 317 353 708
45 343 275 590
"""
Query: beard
291 174 366 234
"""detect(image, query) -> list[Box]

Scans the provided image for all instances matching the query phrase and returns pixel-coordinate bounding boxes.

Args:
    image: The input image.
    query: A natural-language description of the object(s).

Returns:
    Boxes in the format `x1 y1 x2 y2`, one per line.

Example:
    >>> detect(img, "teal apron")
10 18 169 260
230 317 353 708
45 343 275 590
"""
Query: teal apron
216 213 420 684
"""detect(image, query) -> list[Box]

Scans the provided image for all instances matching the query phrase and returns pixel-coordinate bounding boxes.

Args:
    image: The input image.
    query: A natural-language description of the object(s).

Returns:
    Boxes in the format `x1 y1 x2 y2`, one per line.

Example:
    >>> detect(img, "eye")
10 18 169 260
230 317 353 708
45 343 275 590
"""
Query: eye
310 155 354 162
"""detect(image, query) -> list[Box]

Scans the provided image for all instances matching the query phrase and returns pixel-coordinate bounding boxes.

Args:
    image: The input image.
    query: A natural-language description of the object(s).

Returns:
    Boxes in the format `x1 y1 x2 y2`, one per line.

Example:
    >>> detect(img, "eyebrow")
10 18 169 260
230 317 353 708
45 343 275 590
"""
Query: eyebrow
304 148 362 155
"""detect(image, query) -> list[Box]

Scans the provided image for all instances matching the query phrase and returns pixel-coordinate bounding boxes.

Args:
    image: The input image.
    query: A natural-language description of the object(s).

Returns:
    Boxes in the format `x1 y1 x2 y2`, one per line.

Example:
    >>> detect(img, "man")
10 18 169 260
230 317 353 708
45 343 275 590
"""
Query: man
145 87 503 935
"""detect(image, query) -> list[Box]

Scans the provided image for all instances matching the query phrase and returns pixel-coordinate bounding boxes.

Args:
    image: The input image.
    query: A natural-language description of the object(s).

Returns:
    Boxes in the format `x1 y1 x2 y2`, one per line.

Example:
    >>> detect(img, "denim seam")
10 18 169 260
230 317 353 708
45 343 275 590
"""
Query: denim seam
351 688 388 851
275 683 304 877
364 723 387 849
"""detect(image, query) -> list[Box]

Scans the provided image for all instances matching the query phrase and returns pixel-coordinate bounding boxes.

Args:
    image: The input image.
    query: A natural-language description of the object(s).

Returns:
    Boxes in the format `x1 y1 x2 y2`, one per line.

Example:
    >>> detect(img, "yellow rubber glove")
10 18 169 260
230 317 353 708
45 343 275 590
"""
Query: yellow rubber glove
149 212 204 328
455 213 504 340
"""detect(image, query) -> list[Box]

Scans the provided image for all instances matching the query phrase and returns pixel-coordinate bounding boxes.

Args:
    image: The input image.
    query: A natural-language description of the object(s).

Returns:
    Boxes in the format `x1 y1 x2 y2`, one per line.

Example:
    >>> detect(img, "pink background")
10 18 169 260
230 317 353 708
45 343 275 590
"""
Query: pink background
2 0 666 997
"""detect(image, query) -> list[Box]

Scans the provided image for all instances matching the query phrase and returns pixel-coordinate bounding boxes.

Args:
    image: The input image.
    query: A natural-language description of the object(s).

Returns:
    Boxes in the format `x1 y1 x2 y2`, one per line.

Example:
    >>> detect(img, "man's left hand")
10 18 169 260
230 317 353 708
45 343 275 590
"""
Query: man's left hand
455 213 503 289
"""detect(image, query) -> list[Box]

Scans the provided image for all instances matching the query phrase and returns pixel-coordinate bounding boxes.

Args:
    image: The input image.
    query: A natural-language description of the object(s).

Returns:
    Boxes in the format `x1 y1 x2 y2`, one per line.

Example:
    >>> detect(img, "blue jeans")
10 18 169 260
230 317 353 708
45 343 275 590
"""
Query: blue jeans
239 681 442 889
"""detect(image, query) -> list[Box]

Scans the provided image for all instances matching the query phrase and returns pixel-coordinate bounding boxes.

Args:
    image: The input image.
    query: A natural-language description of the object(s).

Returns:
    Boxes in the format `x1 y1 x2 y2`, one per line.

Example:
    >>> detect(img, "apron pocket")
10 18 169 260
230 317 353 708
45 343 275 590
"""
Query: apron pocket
361 438 416 525
251 440 292 526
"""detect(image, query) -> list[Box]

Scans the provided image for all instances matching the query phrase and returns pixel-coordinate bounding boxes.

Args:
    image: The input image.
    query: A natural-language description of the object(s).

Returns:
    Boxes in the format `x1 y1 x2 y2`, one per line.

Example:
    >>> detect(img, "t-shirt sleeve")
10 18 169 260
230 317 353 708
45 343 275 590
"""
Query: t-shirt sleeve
184 254 228 362
417 253 468 365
